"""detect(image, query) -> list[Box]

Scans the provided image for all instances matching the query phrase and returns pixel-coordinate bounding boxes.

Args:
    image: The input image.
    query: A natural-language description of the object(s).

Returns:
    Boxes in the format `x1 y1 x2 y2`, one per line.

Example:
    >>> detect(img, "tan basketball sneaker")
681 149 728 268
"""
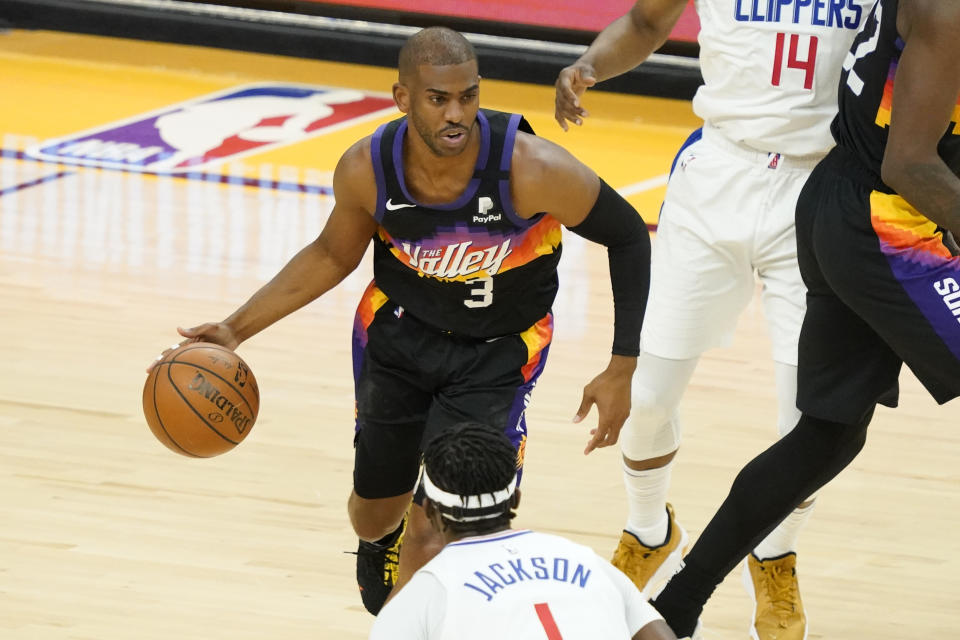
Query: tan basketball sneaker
743 552 807 640
612 503 689 596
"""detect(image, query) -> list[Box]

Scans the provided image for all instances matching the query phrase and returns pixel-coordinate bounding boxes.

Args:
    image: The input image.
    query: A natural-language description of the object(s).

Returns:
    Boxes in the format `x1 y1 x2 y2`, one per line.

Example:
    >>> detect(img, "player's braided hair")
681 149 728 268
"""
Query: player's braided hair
422 422 519 534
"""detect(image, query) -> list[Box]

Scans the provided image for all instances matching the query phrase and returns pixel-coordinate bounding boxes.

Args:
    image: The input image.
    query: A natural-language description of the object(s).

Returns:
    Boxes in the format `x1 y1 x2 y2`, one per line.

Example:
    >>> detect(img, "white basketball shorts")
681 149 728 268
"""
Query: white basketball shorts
639 126 823 366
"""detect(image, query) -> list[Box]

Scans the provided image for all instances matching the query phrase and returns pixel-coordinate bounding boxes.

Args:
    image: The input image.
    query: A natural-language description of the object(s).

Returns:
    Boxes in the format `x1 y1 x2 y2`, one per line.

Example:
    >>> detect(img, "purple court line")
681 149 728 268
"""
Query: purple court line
1 148 334 196
0 170 76 197
1 148 659 230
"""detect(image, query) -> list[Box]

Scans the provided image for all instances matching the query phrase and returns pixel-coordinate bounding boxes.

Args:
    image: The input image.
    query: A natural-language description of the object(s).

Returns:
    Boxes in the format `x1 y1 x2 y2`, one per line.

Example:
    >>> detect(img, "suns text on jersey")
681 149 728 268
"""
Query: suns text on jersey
462 555 591 602
934 277 960 325
735 0 863 28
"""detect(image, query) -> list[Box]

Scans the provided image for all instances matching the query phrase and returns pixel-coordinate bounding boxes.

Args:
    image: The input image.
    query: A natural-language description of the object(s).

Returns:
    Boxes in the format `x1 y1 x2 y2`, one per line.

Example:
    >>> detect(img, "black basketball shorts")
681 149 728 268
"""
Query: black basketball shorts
795 147 960 425
349 282 553 499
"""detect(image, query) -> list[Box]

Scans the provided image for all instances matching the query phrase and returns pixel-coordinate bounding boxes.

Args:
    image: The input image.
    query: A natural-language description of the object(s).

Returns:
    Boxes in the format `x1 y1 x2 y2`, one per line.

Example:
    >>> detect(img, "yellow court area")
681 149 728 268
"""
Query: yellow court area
1 28 958 640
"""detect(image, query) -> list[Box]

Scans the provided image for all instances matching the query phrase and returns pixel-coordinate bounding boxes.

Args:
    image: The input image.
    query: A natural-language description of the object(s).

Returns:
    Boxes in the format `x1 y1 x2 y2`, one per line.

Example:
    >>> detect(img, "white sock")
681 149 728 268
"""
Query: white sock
752 500 816 560
623 458 675 547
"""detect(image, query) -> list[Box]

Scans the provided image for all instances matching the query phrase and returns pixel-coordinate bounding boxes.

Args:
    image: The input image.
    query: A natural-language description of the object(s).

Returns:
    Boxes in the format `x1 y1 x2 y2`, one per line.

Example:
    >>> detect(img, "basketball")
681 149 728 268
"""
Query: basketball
142 342 260 458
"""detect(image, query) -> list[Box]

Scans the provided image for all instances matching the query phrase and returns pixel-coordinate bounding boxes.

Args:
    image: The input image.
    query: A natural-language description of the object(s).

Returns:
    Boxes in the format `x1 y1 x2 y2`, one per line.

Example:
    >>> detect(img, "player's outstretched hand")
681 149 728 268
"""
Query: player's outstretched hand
554 62 597 131
145 323 240 373
573 355 636 454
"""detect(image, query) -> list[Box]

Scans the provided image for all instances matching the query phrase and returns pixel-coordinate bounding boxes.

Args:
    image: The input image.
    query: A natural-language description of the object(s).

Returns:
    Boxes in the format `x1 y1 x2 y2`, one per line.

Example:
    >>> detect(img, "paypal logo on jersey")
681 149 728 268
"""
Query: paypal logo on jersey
735 0 864 28
473 196 502 224
27 84 396 173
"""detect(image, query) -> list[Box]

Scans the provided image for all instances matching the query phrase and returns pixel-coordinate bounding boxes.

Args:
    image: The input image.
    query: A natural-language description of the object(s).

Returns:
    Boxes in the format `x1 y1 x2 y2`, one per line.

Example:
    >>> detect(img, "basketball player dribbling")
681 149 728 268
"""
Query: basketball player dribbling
149 27 653 617
554 1 874 637
370 422 677 640
648 0 960 635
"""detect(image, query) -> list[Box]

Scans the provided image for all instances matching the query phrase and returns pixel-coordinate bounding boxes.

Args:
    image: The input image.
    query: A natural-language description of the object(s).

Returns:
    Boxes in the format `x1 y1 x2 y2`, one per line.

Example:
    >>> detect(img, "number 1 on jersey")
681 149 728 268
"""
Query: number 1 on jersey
772 32 818 90
534 603 563 640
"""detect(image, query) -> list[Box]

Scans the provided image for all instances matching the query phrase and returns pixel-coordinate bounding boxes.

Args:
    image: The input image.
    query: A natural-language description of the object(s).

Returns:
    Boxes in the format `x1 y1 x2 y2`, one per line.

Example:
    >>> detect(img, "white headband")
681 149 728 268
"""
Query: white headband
420 467 518 522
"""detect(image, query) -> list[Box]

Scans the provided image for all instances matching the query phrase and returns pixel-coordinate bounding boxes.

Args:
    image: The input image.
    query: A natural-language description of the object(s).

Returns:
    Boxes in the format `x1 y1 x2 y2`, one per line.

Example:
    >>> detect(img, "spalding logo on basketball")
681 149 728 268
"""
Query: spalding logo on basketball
143 342 260 457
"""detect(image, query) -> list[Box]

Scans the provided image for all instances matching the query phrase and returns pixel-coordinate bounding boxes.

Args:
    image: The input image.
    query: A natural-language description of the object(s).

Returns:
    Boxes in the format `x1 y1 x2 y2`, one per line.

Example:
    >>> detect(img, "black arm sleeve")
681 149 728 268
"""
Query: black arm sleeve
567 179 651 357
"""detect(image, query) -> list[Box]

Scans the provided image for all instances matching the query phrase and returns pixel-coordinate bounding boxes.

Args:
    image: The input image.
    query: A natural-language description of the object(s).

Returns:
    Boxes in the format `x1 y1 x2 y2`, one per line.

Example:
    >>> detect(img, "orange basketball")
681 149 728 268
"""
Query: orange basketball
142 342 259 458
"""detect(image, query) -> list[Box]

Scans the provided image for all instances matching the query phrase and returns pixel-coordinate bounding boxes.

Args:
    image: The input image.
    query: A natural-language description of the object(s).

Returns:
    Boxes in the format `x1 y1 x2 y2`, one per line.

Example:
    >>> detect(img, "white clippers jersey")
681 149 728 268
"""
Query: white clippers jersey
369 530 662 640
693 0 876 155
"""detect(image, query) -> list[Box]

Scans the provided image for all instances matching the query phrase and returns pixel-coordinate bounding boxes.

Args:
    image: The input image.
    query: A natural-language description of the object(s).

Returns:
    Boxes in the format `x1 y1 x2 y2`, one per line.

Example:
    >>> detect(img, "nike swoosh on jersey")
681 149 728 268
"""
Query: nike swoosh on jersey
385 199 417 211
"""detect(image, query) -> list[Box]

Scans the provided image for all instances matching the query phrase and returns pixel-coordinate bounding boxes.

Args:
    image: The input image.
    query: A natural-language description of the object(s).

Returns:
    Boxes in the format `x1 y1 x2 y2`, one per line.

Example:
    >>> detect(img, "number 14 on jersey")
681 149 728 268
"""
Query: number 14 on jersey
772 32 818 90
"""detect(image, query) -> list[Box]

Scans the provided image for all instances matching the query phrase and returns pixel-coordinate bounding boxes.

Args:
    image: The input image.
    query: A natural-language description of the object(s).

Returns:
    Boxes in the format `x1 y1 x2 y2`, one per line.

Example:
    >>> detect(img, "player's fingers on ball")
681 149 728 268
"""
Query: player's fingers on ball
147 342 178 372
146 355 162 373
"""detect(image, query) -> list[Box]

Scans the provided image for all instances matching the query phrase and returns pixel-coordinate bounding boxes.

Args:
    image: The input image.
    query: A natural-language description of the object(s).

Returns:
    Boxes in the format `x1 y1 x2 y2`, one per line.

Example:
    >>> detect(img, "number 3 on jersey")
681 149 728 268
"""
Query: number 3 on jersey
772 32 818 89
464 276 493 308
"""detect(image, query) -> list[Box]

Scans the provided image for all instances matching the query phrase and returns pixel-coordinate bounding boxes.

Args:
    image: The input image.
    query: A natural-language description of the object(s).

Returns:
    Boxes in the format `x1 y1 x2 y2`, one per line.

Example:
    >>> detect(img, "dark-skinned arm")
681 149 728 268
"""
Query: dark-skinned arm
555 0 690 130
512 132 651 454
148 138 379 370
880 0 960 237
633 620 678 640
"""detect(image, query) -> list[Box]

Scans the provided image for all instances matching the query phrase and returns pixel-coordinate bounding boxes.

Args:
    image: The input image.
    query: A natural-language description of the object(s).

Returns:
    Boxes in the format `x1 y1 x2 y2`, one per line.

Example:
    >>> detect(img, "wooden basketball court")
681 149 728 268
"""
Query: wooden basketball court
0 29 957 640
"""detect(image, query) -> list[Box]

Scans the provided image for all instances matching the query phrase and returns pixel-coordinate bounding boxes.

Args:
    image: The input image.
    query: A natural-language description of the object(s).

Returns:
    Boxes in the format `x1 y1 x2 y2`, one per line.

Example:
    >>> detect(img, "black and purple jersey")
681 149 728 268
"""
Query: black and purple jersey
833 0 960 179
368 109 562 338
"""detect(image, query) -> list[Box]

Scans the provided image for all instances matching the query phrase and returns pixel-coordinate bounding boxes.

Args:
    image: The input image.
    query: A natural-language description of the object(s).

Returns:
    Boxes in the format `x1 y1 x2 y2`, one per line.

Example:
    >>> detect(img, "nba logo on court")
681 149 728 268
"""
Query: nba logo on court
26 84 397 173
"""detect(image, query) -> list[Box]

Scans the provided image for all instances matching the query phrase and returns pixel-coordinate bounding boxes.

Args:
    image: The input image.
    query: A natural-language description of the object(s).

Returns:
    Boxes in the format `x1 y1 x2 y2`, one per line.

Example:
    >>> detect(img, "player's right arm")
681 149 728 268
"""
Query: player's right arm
148 138 379 370
554 0 689 130
880 0 960 237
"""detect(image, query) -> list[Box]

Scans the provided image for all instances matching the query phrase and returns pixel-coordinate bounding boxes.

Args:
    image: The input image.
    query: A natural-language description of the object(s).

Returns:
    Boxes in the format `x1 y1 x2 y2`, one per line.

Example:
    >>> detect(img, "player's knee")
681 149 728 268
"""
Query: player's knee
631 382 673 428
620 383 679 460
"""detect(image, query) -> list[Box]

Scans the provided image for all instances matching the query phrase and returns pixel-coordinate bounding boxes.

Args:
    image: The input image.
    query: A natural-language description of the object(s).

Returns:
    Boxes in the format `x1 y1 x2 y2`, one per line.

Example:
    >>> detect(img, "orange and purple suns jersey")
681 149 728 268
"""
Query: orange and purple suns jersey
833 0 960 179
368 109 562 338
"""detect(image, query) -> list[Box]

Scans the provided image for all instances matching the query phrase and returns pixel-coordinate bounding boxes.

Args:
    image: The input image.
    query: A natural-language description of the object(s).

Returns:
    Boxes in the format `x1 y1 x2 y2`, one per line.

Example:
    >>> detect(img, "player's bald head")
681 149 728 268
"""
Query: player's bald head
398 27 477 83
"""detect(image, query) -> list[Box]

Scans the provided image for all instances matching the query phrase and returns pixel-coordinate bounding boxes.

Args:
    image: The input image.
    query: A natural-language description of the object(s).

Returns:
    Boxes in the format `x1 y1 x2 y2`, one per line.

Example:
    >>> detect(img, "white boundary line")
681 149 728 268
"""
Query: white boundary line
618 174 669 197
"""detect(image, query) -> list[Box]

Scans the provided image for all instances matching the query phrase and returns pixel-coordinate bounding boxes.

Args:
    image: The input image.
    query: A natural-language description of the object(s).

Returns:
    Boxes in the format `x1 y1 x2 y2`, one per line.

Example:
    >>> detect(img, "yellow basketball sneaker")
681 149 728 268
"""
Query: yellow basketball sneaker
355 517 406 615
743 552 807 640
612 503 689 596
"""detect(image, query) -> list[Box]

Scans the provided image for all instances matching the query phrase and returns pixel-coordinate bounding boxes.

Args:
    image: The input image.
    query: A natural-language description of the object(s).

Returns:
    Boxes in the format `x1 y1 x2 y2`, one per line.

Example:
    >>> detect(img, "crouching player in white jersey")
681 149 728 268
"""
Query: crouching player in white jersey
369 422 676 640
555 0 874 638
